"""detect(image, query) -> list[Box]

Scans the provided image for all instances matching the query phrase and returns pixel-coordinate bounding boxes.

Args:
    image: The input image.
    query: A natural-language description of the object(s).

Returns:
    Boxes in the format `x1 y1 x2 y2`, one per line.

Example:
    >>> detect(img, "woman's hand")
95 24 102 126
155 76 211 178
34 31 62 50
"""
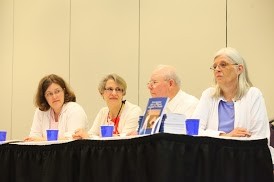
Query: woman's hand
24 136 46 142
220 127 251 137
72 128 89 139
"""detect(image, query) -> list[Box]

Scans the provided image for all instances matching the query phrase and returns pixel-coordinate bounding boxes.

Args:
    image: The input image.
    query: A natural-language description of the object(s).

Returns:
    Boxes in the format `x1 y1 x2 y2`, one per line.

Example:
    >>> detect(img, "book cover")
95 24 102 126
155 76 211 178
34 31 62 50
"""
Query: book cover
138 97 168 135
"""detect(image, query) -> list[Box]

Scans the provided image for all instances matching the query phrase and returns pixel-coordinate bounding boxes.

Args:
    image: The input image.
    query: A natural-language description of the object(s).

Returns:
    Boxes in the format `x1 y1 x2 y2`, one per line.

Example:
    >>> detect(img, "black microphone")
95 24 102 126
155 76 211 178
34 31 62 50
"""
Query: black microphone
122 100 126 104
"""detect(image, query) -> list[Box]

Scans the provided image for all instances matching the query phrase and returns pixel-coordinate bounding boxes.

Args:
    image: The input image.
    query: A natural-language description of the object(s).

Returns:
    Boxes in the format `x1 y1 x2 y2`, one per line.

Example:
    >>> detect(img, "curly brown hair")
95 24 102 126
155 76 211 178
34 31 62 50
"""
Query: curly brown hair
35 74 76 111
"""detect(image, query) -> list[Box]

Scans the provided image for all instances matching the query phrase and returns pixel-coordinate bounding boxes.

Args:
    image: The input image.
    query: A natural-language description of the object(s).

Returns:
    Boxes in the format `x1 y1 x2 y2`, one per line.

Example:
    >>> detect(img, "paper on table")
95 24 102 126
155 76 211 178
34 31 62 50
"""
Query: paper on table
0 139 23 145
11 139 73 145
88 134 147 140
162 113 186 134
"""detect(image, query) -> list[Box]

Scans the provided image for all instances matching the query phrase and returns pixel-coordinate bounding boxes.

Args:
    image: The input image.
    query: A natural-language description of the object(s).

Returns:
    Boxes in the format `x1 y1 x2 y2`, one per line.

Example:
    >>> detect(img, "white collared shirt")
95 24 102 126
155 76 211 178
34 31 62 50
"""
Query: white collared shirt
166 89 199 118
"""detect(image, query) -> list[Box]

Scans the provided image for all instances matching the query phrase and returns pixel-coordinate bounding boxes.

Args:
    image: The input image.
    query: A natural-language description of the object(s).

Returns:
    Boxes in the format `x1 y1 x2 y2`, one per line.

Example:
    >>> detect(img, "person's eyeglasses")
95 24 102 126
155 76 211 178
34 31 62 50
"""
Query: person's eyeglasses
147 79 169 88
147 80 159 87
45 88 63 98
104 87 123 94
210 62 238 71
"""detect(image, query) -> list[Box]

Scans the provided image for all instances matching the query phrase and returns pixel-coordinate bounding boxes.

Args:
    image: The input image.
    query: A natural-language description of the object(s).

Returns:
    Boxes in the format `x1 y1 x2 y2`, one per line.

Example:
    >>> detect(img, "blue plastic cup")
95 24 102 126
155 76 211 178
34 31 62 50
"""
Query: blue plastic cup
185 119 199 136
0 131 7 141
46 130 59 141
101 125 114 137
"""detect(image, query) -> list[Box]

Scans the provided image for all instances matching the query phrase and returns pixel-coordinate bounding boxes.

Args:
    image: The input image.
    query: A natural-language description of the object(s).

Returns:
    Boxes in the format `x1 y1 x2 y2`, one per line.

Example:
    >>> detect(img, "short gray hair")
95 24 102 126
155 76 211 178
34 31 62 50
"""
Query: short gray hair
98 73 127 96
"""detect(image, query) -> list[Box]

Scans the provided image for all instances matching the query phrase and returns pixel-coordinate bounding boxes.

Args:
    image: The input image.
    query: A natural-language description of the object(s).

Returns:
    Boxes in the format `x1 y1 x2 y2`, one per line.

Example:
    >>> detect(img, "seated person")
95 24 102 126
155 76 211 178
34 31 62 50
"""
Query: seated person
73 74 142 139
24 74 88 141
147 64 199 118
192 47 269 140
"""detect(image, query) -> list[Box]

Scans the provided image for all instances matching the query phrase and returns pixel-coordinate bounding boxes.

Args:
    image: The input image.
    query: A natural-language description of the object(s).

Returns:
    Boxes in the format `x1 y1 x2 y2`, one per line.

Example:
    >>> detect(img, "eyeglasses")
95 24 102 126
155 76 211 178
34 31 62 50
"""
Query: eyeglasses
147 80 159 87
210 62 238 71
45 88 63 98
104 87 123 94
147 79 169 88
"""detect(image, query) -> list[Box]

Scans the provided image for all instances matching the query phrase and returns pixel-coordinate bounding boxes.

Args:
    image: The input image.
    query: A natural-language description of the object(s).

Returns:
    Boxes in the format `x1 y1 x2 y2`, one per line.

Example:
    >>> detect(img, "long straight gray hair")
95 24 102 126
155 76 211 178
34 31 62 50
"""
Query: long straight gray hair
212 47 253 100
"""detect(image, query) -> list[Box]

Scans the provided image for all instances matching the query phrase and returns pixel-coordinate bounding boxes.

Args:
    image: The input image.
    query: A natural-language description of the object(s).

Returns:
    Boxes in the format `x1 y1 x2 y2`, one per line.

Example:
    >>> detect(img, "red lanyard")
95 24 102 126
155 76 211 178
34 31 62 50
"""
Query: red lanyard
107 100 125 135
107 113 120 134
111 117 120 134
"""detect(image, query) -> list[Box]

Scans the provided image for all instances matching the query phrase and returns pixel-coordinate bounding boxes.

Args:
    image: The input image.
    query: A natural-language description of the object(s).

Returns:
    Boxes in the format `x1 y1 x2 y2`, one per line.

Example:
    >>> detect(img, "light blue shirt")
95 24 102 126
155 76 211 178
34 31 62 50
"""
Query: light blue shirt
218 100 235 133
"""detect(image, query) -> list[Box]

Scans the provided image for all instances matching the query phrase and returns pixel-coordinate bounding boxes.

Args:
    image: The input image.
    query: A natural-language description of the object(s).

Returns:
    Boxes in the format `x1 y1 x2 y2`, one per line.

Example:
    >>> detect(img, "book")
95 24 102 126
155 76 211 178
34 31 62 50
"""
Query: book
138 97 168 135
159 113 186 134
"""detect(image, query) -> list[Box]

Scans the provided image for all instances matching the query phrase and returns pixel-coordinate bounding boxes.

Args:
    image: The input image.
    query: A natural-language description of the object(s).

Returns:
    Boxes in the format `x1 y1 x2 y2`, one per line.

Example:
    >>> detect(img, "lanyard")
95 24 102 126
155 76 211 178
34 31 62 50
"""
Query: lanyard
107 100 126 134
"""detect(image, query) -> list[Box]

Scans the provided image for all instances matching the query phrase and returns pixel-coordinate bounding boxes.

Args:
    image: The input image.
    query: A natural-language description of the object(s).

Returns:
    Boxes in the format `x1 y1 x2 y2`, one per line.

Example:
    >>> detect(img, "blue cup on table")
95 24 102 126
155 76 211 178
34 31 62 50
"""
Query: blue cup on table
101 125 114 137
185 119 199 136
0 131 7 141
46 130 59 141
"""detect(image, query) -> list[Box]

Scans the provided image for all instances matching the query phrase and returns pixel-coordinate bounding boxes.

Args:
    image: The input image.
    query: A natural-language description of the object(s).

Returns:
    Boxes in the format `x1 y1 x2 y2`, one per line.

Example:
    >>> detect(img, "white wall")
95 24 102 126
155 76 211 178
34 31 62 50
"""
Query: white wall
227 0 274 120
0 0 13 138
0 0 273 140
69 0 140 129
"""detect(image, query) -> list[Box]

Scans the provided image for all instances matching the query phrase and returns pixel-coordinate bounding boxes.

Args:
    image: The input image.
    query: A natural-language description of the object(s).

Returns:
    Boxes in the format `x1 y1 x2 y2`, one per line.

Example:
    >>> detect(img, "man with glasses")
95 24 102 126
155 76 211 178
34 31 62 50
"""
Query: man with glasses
147 64 199 118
